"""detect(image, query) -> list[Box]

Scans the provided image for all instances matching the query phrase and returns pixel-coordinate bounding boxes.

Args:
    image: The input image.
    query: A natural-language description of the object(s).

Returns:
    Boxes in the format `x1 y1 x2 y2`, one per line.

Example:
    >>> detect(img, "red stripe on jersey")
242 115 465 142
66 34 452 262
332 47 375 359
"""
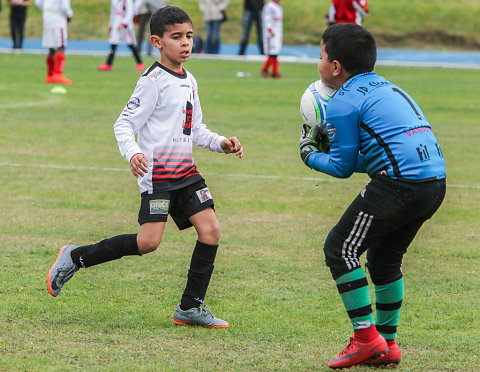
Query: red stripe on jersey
152 167 200 182
152 148 198 182
154 155 194 160
153 161 194 166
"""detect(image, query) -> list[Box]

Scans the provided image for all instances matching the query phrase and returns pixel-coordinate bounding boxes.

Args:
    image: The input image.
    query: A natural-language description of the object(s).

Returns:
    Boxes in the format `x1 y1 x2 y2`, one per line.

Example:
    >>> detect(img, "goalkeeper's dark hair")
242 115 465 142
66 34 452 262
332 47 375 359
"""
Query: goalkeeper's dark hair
150 6 192 37
322 23 377 76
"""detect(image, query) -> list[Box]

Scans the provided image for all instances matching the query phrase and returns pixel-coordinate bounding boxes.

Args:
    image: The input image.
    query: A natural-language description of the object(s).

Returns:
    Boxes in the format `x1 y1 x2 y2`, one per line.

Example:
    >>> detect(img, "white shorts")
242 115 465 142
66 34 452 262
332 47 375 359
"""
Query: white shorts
42 25 68 49
263 35 282 56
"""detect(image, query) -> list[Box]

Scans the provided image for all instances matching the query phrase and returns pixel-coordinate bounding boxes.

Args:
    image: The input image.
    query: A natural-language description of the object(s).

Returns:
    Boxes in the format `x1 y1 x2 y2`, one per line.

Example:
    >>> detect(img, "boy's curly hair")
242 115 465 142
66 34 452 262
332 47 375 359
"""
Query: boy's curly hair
150 6 193 37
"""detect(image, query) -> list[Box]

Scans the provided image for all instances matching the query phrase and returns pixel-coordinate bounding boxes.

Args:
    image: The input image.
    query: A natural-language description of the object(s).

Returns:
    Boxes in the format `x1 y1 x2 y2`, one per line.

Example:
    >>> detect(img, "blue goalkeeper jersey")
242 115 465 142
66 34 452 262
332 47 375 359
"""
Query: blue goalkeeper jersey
308 72 446 181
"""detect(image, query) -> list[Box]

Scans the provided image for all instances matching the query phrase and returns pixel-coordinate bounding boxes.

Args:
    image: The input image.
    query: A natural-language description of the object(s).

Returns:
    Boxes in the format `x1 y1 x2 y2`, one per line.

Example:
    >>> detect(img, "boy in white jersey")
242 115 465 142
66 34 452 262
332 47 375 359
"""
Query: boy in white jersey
261 0 282 78
47 6 243 328
35 0 73 84
97 0 144 71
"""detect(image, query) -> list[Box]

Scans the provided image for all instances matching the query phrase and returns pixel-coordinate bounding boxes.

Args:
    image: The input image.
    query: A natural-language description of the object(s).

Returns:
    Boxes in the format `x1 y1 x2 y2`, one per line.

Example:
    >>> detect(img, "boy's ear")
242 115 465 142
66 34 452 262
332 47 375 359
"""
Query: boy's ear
332 60 342 77
151 35 162 50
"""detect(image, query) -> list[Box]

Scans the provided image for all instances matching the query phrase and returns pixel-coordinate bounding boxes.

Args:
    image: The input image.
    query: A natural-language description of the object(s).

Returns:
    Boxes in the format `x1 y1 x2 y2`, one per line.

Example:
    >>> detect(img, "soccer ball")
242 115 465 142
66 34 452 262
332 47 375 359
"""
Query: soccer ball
300 80 336 128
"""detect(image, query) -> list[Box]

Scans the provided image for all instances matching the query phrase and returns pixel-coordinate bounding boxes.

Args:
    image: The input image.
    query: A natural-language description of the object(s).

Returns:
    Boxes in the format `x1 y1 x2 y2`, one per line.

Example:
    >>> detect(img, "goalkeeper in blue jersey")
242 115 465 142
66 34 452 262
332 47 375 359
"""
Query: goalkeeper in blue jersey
299 23 446 369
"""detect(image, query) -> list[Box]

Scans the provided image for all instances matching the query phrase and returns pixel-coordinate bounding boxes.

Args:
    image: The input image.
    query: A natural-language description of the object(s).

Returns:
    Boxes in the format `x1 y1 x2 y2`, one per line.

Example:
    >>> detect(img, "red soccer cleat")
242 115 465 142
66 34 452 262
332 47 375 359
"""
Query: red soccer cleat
328 334 388 369
271 73 283 79
53 74 72 85
45 75 56 84
135 63 145 72
364 339 401 366
260 70 269 77
98 63 113 71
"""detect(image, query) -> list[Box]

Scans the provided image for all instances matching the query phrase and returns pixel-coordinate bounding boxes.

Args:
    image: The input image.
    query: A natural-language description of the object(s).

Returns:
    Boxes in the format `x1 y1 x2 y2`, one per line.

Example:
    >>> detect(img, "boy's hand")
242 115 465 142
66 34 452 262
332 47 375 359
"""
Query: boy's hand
130 153 148 177
221 137 243 158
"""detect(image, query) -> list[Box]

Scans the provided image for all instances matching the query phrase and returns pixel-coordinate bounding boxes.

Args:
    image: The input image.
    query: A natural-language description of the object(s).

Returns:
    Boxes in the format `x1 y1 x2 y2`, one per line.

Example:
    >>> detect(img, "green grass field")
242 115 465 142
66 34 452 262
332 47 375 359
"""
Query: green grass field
0 53 479 371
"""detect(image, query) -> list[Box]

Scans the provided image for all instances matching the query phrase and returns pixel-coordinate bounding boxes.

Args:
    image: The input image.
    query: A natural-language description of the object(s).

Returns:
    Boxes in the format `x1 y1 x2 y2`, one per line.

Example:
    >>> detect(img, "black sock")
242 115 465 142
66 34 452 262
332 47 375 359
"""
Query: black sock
180 241 218 311
106 45 117 65
70 234 140 268
128 44 142 64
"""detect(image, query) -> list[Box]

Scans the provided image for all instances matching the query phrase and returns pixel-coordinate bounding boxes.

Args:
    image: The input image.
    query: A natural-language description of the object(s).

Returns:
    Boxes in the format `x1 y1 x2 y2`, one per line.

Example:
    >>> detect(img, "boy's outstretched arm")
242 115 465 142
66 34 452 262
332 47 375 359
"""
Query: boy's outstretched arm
221 137 243 158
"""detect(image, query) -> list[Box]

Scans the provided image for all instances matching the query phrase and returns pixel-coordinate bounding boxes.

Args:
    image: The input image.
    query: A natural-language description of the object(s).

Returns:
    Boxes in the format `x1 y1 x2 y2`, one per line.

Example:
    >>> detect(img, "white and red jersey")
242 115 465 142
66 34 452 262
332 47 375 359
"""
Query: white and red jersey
108 0 136 45
262 0 283 55
328 0 369 25
35 0 73 48
114 62 227 194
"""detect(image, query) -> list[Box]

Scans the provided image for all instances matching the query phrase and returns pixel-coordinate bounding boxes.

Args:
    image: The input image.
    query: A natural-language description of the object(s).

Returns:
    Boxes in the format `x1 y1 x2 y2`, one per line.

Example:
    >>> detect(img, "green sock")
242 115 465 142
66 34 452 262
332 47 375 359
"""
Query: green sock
335 268 374 330
375 277 404 339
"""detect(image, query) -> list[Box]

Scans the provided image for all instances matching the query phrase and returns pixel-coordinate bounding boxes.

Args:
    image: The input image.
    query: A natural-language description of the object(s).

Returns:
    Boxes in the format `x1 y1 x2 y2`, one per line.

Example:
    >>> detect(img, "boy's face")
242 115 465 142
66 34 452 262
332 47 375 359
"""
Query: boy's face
151 22 193 71
318 40 338 90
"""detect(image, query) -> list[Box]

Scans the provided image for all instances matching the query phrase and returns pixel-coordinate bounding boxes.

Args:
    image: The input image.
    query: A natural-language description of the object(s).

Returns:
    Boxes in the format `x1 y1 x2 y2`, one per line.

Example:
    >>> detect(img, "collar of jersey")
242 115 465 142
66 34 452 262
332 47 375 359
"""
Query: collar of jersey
153 62 187 79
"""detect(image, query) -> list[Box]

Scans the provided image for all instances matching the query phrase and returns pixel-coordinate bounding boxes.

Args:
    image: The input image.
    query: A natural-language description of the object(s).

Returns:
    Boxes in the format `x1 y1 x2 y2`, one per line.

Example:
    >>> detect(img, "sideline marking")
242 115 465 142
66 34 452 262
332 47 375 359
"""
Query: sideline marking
1 162 479 190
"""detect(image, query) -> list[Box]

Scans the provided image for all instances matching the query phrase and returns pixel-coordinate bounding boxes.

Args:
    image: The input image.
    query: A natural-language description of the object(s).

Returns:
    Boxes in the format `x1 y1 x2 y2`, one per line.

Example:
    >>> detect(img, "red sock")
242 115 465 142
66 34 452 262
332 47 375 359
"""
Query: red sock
262 56 273 72
54 52 66 75
46 55 55 76
272 57 279 75
354 325 379 343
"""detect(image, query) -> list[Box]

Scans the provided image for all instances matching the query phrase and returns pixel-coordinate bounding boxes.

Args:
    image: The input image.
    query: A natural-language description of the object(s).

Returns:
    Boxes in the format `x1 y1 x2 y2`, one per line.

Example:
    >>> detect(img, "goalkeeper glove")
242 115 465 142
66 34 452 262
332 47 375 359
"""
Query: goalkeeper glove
299 124 320 166
299 124 331 166
317 131 330 154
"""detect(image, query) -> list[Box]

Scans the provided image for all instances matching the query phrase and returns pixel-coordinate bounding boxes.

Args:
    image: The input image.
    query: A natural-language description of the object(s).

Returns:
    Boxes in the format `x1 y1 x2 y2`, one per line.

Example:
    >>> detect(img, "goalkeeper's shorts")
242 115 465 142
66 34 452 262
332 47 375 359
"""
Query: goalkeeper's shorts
323 175 445 284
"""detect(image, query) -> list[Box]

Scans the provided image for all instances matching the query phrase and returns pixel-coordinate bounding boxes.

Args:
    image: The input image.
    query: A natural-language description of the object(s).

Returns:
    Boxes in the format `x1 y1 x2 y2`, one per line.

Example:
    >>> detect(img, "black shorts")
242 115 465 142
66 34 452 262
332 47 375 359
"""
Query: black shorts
323 175 446 284
138 180 214 230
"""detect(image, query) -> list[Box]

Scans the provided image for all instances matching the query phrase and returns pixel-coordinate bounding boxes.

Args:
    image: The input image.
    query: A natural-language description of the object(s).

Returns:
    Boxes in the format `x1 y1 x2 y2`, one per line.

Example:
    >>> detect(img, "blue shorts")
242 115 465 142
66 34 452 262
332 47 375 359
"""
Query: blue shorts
138 180 214 230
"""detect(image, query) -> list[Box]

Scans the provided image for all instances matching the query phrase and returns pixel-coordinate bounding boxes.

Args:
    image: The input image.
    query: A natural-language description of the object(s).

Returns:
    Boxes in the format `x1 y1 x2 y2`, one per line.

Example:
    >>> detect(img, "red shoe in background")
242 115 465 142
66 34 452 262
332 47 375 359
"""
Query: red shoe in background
98 63 113 71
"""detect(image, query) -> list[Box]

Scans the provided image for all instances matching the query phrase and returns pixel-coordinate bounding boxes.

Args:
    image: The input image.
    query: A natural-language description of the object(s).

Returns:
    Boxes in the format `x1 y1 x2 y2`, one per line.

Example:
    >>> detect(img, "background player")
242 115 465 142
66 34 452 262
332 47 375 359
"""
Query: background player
35 0 73 84
299 23 446 369
260 0 282 78
47 5 243 328
327 0 369 25
98 0 144 71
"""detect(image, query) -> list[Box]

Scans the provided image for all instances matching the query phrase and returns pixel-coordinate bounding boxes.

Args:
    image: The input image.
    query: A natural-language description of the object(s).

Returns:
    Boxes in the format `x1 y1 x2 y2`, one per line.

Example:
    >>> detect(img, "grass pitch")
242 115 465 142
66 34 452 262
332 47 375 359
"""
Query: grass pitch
0 53 479 371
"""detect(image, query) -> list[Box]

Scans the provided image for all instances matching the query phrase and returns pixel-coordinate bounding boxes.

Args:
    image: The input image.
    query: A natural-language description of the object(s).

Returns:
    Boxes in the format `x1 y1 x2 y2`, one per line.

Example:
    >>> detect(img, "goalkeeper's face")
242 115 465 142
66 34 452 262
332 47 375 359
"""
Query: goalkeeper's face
318 40 343 91
318 40 338 89
151 22 193 71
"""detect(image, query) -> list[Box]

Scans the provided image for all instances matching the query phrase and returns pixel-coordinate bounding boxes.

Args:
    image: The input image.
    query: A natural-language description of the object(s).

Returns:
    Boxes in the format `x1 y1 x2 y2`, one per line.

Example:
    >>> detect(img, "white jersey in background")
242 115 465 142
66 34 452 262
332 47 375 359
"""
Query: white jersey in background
35 0 73 48
262 0 283 55
109 0 136 45
114 62 227 194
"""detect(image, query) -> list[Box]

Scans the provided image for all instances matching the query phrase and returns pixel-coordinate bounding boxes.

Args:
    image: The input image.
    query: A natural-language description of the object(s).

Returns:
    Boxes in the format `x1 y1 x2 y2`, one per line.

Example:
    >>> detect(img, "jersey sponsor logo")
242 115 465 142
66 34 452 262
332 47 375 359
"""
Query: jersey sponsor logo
369 80 389 88
404 126 432 136
196 187 212 203
150 199 169 215
180 84 191 88
172 137 192 143
326 123 336 140
183 101 193 135
127 97 140 110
